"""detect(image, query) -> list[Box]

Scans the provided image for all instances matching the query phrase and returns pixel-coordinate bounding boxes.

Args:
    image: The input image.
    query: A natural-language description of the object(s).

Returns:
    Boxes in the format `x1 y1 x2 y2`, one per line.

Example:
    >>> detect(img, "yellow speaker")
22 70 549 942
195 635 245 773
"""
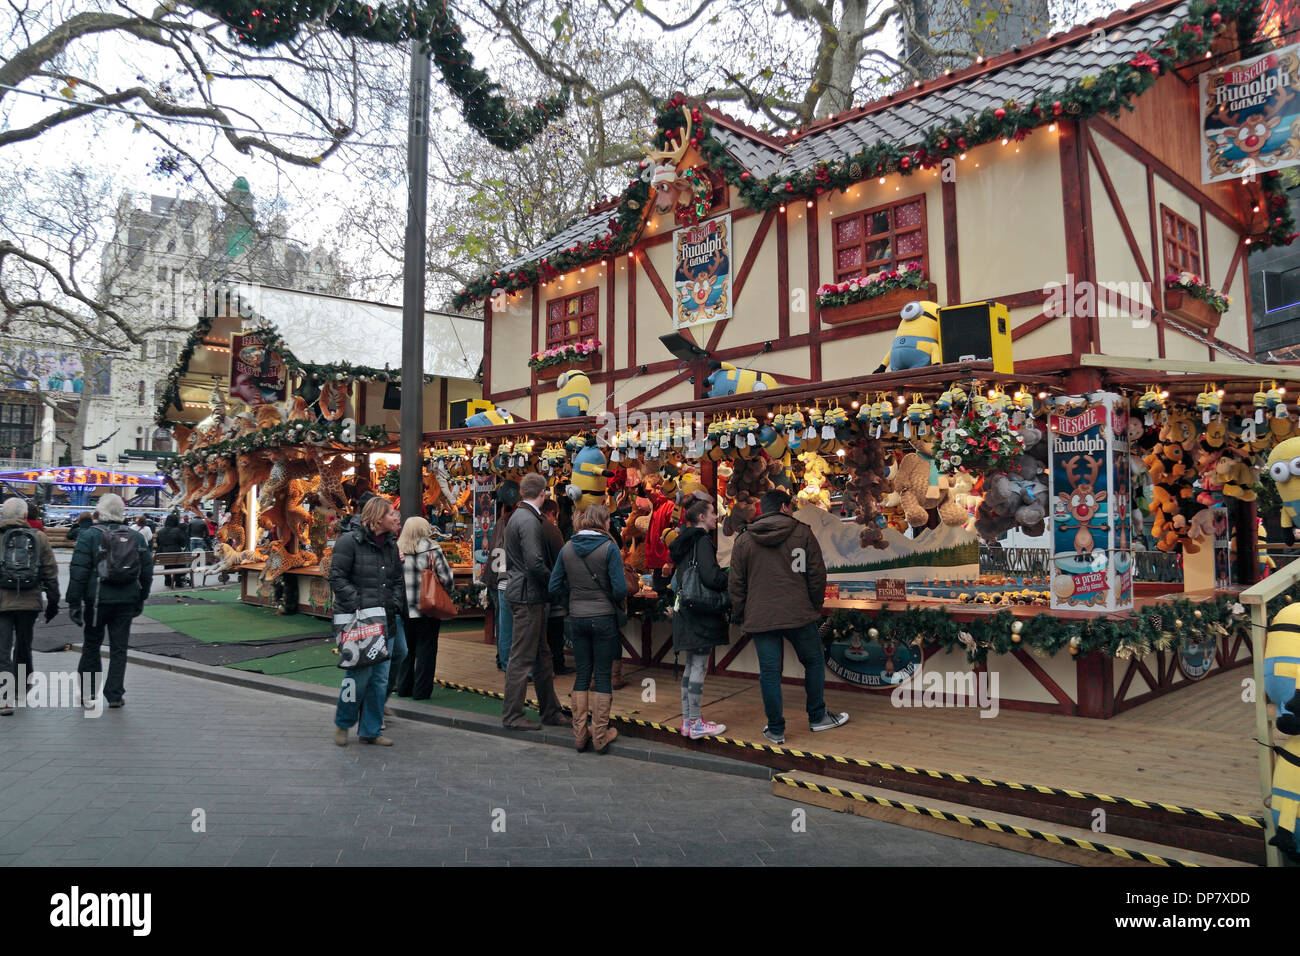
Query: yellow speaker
937 301 1013 374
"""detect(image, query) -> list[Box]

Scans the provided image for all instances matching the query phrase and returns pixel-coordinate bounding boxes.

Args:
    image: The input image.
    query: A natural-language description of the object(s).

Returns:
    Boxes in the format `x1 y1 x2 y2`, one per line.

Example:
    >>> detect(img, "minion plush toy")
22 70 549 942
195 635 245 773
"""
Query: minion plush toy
1267 436 1300 530
1265 603 1300 863
706 361 777 398
569 436 612 512
875 300 941 373
463 405 514 428
555 370 591 419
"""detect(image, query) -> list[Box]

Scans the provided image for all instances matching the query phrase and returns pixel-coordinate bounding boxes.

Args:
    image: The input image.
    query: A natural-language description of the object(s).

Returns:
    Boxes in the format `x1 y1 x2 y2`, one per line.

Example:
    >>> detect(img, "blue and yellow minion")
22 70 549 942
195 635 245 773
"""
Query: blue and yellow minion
555 370 591 419
1266 603 1300 862
569 436 612 512
706 361 777 398
1267 436 1300 529
880 300 941 372
463 405 514 428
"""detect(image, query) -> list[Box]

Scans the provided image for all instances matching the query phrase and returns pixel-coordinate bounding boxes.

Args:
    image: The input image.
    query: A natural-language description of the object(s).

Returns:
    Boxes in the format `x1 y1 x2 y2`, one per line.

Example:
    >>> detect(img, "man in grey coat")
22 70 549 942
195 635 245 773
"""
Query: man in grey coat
501 472 571 730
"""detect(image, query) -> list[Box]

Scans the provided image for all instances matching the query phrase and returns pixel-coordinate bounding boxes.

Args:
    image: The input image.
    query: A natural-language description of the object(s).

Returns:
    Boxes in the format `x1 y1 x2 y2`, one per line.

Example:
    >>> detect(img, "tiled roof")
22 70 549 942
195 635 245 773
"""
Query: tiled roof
783 1 1188 173
496 0 1195 277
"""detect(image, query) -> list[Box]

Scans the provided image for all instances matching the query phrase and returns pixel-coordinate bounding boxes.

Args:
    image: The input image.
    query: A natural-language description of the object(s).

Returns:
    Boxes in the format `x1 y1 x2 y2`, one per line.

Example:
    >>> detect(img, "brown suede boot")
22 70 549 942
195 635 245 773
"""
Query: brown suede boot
592 693 619 754
571 690 591 752
610 658 627 690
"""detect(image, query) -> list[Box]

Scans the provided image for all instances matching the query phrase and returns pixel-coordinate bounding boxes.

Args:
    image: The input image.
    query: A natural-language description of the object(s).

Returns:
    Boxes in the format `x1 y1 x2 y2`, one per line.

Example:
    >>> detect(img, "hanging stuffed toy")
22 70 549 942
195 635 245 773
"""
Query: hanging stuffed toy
1267 435 1300 529
569 435 612 511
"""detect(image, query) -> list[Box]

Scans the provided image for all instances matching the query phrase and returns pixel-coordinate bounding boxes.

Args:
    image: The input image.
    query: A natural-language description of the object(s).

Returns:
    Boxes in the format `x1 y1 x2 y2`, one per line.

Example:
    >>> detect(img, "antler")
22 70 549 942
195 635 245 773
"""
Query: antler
1063 455 1082 488
1081 454 1102 487
643 105 693 166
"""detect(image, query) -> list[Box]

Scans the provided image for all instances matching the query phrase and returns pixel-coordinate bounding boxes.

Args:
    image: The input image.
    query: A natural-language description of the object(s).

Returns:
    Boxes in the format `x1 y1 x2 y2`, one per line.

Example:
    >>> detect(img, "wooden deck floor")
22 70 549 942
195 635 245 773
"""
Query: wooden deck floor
436 631 1262 817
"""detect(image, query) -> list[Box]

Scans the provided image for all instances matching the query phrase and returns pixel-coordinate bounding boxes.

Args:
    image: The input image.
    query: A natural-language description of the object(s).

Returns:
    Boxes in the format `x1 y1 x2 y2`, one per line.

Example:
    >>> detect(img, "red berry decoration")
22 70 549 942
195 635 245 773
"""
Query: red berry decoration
785 182 794 192
1211 12 1222 25
1053 101 1063 115
995 108 1006 120
900 156 910 168
741 171 750 180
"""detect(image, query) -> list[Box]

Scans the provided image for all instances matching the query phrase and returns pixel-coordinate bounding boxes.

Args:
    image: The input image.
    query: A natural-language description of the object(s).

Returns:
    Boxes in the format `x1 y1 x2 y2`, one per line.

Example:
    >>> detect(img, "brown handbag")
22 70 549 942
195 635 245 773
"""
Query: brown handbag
418 552 457 620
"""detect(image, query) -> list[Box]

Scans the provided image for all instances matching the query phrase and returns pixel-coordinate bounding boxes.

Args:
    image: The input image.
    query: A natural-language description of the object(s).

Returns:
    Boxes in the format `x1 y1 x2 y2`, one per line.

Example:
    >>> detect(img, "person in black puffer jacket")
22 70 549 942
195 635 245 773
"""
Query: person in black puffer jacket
155 513 188 588
67 494 152 710
669 497 730 740
329 496 404 747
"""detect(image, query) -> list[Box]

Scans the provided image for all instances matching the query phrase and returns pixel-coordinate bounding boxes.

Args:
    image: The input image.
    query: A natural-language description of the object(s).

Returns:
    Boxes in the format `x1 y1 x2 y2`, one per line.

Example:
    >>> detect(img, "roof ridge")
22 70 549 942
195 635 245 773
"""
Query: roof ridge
699 106 788 151
787 0 1185 142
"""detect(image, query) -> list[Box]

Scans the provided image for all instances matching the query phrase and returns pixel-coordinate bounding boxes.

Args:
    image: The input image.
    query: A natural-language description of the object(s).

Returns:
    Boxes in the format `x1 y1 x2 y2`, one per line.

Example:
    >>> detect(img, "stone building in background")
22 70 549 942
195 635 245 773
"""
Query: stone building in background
83 178 348 471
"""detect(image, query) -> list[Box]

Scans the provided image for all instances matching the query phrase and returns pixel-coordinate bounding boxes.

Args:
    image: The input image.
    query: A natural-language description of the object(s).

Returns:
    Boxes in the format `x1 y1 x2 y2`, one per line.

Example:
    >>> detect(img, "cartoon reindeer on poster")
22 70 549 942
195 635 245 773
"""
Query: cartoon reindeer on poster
678 247 728 319
1206 81 1300 177
1058 455 1108 558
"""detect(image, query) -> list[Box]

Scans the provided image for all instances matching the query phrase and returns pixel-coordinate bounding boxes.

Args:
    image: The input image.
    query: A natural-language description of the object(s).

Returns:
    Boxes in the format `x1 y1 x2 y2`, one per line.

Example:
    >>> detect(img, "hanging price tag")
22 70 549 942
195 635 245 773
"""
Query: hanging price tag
903 421 912 438
610 448 620 462
821 424 834 440
889 418 899 434
1256 408 1265 424
1203 409 1211 425
1280 405 1291 420
1144 412 1154 426
747 432 757 446
720 433 731 448
804 426 816 440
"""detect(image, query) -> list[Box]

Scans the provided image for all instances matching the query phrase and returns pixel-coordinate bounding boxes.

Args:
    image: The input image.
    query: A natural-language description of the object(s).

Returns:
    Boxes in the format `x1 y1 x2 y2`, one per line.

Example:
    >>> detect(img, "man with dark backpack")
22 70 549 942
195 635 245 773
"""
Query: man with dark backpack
0 497 59 715
67 494 152 710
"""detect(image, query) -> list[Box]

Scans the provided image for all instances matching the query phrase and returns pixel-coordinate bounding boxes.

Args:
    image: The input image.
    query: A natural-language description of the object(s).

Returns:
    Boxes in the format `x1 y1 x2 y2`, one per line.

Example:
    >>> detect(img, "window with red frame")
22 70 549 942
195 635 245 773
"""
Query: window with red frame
831 195 928 283
546 290 599 347
1161 205 1202 277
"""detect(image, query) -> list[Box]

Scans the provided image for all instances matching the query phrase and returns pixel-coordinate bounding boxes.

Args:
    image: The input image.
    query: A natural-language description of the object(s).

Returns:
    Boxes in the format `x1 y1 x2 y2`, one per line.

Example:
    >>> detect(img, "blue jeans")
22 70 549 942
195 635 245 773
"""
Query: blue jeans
569 615 620 694
385 616 407 703
496 589 513 669
751 621 828 736
335 658 390 739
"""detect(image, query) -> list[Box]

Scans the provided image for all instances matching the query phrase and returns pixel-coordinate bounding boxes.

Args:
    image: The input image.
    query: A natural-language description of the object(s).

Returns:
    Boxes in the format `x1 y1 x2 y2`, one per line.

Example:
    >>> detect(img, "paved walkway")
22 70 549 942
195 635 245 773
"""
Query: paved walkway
0 649 1060 866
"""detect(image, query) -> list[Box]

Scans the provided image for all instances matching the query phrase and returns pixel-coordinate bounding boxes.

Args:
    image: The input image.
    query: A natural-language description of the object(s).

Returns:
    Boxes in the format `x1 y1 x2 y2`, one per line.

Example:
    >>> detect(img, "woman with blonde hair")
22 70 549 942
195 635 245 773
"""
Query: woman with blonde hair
394 515 454 700
329 496 404 746
547 503 627 754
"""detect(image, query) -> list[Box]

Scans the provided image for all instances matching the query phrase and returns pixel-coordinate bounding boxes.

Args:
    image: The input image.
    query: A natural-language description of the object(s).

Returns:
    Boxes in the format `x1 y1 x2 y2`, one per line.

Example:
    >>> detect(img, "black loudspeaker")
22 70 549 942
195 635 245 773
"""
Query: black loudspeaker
937 301 1013 373
449 399 470 428
383 383 402 410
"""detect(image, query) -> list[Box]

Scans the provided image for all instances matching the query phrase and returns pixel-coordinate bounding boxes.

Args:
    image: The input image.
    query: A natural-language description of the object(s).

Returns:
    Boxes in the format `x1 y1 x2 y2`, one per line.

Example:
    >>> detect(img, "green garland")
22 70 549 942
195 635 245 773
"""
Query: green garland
194 1 569 151
450 175 651 309
378 465 402 497
455 0 1294 308
822 583 1300 665
452 582 486 612
167 419 388 471
155 315 435 427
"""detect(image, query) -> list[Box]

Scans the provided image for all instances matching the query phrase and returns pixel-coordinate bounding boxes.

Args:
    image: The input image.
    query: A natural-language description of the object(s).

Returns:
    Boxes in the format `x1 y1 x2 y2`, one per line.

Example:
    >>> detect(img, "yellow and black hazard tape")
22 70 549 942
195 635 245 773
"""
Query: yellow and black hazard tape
772 774 1199 868
427 676 1262 830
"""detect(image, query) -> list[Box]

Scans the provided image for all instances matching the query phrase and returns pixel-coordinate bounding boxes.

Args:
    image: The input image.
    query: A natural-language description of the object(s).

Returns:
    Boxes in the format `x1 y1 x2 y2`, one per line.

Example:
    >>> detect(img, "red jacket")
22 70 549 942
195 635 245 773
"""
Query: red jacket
645 490 679 572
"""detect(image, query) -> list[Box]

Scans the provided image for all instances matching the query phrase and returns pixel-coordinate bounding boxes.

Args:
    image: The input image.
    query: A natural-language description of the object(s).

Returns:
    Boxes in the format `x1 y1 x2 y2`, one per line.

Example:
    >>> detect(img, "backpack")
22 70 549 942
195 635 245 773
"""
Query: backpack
0 527 40 590
96 525 141 586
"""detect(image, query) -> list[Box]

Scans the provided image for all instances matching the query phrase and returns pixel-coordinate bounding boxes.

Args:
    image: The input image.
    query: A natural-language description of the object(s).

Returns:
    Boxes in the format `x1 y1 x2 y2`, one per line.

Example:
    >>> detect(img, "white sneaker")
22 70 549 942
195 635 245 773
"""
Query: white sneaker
810 711 849 732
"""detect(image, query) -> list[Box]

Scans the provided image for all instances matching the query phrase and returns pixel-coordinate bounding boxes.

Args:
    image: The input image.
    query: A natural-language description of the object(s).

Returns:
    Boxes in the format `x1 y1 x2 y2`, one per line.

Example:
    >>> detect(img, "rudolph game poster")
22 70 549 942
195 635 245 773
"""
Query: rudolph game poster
1200 43 1300 183
673 213 733 330
1048 392 1133 612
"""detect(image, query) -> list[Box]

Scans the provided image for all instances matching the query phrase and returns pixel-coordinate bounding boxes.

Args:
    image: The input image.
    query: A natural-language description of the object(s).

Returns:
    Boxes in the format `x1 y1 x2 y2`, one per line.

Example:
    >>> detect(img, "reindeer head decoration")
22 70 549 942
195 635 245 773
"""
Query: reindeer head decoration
1059 454 1107 526
643 106 707 218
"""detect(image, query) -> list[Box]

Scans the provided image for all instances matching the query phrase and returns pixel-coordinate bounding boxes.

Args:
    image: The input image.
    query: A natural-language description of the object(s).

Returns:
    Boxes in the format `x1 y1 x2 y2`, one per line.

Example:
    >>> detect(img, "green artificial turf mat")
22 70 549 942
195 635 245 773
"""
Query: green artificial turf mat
228 643 528 718
142 601 331 643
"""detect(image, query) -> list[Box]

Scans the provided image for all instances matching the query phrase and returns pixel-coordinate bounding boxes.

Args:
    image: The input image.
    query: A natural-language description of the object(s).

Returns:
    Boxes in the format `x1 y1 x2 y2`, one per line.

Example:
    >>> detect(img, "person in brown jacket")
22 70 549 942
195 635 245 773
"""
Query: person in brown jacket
0 497 60 714
728 488 848 746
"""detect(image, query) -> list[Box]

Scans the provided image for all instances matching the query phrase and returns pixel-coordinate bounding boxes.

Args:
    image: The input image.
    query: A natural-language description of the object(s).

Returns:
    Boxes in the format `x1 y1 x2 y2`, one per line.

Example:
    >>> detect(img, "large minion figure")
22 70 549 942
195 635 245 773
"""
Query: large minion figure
1267 436 1300 528
569 436 612 512
555 370 591 419
1266 603 1300 863
706 361 777 398
463 405 514 428
879 300 941 372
